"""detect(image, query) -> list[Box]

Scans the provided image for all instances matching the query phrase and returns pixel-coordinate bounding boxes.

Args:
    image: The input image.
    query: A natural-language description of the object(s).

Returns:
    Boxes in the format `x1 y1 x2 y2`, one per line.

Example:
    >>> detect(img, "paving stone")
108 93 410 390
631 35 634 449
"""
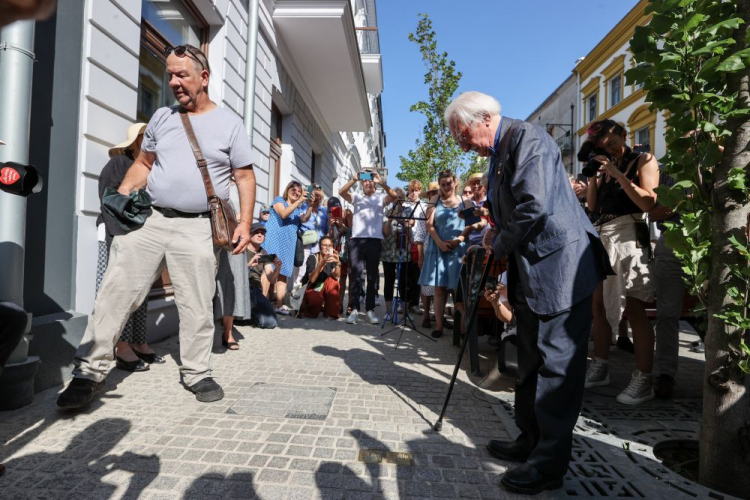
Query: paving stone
0 316 720 499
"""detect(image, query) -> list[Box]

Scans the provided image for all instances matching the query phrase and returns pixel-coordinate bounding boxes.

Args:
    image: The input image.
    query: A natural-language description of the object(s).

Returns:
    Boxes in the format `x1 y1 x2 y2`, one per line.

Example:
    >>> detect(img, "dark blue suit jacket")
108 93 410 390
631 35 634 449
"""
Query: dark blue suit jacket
490 118 611 315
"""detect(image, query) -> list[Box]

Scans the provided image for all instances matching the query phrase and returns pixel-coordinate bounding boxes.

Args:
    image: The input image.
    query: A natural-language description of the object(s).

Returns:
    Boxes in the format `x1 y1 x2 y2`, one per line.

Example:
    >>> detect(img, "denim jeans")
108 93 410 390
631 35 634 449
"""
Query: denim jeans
249 287 278 329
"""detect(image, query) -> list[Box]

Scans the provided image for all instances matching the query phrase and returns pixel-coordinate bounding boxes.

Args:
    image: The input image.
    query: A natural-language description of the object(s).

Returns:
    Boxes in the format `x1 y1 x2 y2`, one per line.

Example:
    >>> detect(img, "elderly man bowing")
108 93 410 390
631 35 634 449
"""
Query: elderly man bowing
58 44 257 408
446 91 611 495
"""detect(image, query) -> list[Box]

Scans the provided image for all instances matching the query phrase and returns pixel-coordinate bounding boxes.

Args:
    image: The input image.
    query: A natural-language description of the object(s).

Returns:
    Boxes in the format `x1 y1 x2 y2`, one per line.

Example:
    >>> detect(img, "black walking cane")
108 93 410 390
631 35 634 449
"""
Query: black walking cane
433 248 494 432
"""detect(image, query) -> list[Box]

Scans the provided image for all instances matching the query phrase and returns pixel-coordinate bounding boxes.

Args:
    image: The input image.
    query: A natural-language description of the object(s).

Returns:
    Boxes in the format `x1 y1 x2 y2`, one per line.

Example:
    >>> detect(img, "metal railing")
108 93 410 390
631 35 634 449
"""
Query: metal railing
355 27 380 55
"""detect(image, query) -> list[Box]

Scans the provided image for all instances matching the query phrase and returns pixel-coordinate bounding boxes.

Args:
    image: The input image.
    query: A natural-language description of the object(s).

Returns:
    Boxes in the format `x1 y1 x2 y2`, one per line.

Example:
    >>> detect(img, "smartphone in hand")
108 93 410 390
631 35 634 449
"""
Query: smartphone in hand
459 206 481 225
258 253 277 264
358 171 373 181
330 206 342 219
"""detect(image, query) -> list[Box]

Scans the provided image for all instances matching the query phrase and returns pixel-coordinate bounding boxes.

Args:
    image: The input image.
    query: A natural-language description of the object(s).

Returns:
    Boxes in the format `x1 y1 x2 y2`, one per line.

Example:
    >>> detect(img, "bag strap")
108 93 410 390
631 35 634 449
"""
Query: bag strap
179 110 217 200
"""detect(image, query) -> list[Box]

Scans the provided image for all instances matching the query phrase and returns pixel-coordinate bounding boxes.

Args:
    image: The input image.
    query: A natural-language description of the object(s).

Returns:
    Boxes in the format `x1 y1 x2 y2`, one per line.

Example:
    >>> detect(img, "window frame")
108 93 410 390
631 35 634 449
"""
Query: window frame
580 76 600 126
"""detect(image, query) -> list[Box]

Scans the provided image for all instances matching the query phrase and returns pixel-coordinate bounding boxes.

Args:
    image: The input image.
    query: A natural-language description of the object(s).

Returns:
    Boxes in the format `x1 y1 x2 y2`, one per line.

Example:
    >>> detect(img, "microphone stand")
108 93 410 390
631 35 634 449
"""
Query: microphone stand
381 200 436 347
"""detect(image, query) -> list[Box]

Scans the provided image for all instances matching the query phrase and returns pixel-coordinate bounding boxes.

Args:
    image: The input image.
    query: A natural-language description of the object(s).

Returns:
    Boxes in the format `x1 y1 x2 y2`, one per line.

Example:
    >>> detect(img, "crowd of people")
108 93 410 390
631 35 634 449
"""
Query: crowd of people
20 40 696 496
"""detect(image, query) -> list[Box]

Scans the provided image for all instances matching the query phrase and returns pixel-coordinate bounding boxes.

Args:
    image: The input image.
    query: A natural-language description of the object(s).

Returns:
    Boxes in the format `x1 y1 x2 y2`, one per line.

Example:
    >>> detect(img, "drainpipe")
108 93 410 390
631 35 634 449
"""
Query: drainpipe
0 20 41 410
243 0 260 139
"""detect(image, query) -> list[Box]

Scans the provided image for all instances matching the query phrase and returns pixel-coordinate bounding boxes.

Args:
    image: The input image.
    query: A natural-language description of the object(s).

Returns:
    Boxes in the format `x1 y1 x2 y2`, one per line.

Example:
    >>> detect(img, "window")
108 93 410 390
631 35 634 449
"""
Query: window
588 94 597 122
636 126 650 150
609 75 622 107
269 104 283 202
310 152 317 184
137 0 207 122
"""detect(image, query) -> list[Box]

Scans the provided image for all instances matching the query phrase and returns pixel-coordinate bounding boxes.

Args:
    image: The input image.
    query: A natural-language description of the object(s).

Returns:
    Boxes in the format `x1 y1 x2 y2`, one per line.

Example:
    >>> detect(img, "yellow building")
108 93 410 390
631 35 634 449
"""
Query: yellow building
574 0 664 163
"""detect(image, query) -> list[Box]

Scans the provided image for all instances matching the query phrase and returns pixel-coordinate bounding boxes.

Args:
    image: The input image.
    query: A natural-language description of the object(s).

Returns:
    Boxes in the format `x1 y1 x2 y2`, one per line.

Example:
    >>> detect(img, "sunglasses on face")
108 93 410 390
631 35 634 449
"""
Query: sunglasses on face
164 45 206 71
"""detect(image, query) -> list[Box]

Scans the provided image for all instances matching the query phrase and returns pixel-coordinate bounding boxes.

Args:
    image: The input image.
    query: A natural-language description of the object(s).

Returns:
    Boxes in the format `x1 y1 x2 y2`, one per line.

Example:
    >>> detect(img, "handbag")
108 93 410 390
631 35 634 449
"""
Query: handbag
179 111 238 252
301 229 319 246
294 232 305 267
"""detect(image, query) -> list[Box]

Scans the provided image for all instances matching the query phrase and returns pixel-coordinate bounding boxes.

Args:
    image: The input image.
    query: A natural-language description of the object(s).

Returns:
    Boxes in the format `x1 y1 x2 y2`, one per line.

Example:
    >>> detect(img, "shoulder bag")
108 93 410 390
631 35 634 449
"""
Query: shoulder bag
179 112 238 252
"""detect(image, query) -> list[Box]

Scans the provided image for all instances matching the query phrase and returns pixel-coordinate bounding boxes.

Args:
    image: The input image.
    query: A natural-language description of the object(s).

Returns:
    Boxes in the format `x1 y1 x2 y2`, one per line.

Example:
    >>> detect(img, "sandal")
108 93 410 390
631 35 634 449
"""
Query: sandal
222 338 240 350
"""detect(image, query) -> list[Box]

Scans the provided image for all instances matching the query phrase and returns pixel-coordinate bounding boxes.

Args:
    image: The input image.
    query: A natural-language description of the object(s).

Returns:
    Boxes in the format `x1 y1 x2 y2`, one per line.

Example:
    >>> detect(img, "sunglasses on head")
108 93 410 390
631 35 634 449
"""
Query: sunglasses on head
164 45 206 71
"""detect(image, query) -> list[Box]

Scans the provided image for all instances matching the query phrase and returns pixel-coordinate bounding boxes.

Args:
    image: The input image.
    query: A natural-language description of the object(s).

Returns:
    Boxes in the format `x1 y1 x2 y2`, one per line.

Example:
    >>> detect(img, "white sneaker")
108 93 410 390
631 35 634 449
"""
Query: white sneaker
366 310 379 324
346 310 359 324
616 370 655 405
584 358 610 388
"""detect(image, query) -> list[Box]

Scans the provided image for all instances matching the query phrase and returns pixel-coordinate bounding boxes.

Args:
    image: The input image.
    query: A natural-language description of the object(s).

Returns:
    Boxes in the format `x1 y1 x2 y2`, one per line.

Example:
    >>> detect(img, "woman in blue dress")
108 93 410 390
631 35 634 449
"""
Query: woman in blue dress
263 180 313 315
419 170 467 338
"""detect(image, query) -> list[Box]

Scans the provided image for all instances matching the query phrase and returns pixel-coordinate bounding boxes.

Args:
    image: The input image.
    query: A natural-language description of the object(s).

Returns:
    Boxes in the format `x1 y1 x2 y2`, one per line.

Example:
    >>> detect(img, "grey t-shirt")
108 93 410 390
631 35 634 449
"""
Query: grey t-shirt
142 105 255 213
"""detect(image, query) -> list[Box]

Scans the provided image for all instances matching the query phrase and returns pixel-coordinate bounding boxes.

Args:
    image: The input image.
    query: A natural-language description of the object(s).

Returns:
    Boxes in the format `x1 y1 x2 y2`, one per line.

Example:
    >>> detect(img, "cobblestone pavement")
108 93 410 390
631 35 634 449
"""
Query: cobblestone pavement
0 304 733 499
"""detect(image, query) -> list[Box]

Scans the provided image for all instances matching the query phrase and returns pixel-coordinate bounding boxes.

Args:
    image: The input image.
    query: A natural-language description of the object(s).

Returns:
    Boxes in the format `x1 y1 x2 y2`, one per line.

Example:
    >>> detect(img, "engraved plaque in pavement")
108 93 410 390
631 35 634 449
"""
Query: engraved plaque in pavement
227 382 336 420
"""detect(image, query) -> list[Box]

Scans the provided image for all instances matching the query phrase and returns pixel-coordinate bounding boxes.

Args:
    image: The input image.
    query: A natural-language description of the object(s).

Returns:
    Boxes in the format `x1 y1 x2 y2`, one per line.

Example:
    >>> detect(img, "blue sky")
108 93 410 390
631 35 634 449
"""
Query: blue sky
378 0 641 186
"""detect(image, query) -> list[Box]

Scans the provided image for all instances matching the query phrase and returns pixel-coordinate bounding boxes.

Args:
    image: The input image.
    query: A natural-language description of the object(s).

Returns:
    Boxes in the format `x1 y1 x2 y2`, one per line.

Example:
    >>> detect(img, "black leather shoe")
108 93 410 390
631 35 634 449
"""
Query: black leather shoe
57 378 103 409
500 463 564 495
487 439 531 462
189 377 224 402
431 330 443 338
132 349 166 364
654 374 675 399
115 356 149 372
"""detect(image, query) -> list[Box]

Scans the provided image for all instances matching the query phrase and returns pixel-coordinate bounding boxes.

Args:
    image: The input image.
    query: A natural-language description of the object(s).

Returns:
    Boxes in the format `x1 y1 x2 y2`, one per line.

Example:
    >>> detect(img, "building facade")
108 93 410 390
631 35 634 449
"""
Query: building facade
574 0 663 164
10 0 384 391
525 0 664 176
525 74 577 175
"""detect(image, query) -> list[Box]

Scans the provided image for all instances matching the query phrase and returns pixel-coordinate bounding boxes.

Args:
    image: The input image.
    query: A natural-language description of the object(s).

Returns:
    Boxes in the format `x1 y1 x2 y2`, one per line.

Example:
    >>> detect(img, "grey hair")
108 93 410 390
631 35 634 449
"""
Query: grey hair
444 91 502 130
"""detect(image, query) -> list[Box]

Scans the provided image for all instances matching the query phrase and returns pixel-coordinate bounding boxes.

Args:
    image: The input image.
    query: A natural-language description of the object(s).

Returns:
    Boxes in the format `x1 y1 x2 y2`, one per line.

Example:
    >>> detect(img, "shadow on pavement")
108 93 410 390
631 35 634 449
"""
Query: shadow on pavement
0 418 159 499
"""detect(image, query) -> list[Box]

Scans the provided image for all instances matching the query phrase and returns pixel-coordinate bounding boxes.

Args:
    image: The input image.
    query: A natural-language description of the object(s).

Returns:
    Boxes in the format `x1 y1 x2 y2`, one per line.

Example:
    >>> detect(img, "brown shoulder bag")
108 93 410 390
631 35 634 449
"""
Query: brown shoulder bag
179 111 238 251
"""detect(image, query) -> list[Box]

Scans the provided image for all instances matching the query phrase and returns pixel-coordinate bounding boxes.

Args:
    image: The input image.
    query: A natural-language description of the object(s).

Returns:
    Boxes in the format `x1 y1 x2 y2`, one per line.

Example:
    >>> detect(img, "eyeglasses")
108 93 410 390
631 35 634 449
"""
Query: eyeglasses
164 45 206 71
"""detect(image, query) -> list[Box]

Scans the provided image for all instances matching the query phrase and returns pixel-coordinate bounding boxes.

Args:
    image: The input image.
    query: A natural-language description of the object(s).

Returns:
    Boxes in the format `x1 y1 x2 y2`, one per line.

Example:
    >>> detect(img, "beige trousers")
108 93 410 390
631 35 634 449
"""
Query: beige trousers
598 214 655 336
73 209 218 386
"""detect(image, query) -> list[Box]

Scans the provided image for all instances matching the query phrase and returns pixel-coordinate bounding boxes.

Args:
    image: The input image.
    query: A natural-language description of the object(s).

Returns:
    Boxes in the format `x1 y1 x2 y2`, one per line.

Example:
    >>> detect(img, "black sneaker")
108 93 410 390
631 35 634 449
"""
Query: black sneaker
616 336 635 353
189 377 224 402
654 374 675 399
57 378 103 409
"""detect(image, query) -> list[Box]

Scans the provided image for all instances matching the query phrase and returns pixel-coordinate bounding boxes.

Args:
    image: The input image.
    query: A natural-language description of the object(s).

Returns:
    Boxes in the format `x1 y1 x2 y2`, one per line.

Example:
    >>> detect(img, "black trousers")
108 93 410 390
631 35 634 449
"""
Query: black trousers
407 262 420 307
382 261 406 303
512 286 593 478
349 238 382 312
0 302 27 379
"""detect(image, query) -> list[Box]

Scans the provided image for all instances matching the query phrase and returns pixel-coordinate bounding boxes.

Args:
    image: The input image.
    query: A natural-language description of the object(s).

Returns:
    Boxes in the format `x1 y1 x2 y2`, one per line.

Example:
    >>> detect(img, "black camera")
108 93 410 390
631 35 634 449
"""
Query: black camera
577 142 611 178
0 162 44 197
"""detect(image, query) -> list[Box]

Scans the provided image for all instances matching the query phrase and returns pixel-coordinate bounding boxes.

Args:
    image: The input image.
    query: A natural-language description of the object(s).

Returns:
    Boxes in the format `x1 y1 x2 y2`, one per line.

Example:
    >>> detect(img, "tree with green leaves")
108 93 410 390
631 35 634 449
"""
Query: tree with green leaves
398 14 470 187
460 155 488 185
626 0 750 496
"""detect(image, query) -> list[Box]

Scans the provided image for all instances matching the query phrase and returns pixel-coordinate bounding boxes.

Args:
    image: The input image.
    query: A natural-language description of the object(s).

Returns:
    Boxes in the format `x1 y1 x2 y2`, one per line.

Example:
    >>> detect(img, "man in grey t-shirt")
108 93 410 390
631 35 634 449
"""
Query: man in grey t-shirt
59 44 257 409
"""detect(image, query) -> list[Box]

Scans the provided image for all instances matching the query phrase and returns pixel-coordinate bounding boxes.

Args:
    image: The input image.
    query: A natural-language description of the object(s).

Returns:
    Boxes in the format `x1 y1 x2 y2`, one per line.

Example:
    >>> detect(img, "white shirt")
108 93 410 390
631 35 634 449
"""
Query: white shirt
351 192 387 239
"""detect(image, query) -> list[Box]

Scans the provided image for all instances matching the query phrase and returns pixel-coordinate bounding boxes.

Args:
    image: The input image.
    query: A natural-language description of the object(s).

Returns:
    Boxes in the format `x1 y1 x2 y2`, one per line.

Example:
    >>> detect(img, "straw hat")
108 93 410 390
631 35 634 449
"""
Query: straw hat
469 172 483 182
108 123 147 158
420 181 439 198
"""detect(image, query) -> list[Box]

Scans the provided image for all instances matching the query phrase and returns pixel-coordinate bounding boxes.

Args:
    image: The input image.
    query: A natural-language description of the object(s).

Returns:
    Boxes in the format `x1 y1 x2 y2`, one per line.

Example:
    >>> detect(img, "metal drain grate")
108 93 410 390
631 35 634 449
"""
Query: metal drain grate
492 398 710 498
227 383 336 420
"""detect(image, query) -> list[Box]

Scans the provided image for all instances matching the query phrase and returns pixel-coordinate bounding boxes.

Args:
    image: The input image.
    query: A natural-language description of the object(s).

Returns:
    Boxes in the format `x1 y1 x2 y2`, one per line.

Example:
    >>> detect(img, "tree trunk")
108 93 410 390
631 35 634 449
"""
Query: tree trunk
700 2 750 496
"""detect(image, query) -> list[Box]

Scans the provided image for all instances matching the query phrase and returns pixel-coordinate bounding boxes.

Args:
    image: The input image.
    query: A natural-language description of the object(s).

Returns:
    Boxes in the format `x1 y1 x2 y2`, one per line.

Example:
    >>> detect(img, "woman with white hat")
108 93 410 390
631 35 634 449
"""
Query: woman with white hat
96 122 164 372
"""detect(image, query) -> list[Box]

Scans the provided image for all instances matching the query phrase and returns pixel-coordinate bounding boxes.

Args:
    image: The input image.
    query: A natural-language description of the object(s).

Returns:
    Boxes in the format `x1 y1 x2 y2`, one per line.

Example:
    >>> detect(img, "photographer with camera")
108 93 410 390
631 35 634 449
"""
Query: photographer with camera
338 167 398 324
293 184 328 289
298 236 341 318
245 223 279 329
581 119 659 405
263 180 313 315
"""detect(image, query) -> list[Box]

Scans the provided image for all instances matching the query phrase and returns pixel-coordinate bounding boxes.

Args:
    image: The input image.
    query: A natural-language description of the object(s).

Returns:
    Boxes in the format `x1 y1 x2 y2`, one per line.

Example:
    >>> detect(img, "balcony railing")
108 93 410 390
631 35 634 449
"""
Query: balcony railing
555 135 572 155
355 27 380 55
